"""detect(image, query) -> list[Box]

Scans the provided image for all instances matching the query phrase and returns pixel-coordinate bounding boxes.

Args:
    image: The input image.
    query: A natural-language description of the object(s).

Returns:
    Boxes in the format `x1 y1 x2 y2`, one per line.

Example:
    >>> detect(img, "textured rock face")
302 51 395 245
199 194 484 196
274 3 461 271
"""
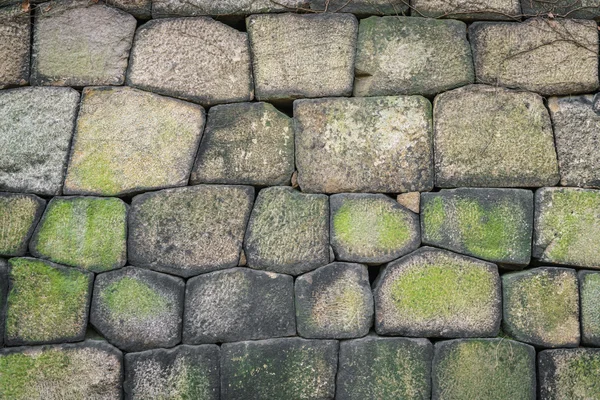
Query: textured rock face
434 85 559 187
127 17 253 106
539 348 600 400
374 247 501 337
397 192 421 213
412 0 520 19
221 338 338 400
0 5 30 89
0 87 79 196
580 271 600 346
0 259 7 347
433 339 536 400
521 0 600 19
0 193 45 257
0 341 123 400
106 0 150 18
153 0 308 17
247 13 357 102
354 17 473 97
502 267 580 348
191 102 294 186
310 0 409 14
421 188 533 266
31 0 136 86
184 268 295 343
295 96 433 193
470 19 599 96
129 185 254 277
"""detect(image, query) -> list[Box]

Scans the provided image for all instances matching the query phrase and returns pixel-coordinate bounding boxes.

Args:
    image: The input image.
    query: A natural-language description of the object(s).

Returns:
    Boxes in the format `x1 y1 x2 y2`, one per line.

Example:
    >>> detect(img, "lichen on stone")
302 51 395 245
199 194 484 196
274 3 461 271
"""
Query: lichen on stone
102 277 168 319
0 193 45 257
580 271 600 346
539 348 600 400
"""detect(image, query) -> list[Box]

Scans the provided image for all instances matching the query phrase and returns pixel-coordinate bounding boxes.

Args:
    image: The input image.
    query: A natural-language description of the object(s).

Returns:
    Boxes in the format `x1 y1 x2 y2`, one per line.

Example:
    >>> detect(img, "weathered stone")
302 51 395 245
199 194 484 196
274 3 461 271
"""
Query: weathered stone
129 185 254 278
91 266 184 352
502 267 580 348
434 84 559 187
63 87 205 197
579 270 600 346
221 338 338 400
0 259 7 347
330 193 420 264
30 197 127 273
295 96 433 193
127 17 253 106
397 192 420 213
412 0 520 19
295 262 373 339
533 187 600 268
106 0 150 18
31 0 136 86
247 13 357 102
521 0 600 19
374 247 501 338
539 348 600 400
183 268 295 343
244 187 329 275
191 102 294 186
153 0 308 18
0 5 29 89
0 87 79 195
124 345 219 400
470 19 599 95
0 340 122 400
0 193 45 257
310 0 409 15
433 339 536 400
421 188 533 266
4 257 93 346
354 17 473 97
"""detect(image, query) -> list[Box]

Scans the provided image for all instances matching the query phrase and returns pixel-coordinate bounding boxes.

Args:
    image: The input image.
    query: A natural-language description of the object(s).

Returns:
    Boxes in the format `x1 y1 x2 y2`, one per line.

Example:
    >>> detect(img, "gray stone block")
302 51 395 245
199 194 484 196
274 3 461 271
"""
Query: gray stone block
310 0 409 15
521 0 600 19
412 0 520 19
538 348 600 400
153 0 308 18
580 270 600 346
0 4 30 89
107 0 150 18
0 192 45 257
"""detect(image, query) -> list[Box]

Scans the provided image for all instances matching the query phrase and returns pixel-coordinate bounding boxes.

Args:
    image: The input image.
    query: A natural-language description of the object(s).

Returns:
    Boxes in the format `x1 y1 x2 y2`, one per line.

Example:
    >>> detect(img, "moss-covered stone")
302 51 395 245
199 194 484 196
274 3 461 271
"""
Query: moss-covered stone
0 259 7 347
539 348 600 400
0 4 30 89
433 338 536 400
0 192 45 257
502 267 580 348
579 270 600 346
374 247 501 338
5 257 93 346
412 0 520 19
30 196 126 272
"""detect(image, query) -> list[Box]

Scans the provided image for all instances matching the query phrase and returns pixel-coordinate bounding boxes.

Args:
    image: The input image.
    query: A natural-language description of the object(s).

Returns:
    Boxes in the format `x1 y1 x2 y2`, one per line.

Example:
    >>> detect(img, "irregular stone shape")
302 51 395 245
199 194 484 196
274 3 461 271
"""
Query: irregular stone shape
0 340 122 400
106 0 150 18
310 0 409 15
244 187 329 275
579 270 600 346
0 192 45 257
502 267 580 348
183 267 295 343
124 345 219 400
91 266 184 352
412 0 520 19
295 262 373 339
354 17 473 97
247 13 357 102
374 247 501 337
129 185 254 278
0 259 7 347
433 338 536 400
0 5 30 89
0 87 79 195
434 84 559 187
295 96 433 193
153 0 308 18
128 17 253 106
421 188 533 266
470 19 599 96
31 0 136 86
533 187 600 268
30 197 127 273
397 192 420 213
4 257 93 346
221 338 338 400
191 102 294 186
521 0 600 19
538 348 600 400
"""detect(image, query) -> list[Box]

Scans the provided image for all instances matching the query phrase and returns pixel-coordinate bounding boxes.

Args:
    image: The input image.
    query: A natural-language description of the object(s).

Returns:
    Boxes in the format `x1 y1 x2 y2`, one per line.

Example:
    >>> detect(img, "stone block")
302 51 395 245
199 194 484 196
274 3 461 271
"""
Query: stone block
579 270 600 346
397 192 420 213
538 348 600 400
310 0 409 15
107 0 150 18
0 4 30 88
521 0 600 19
0 193 45 257
412 0 520 19
0 259 7 347
153 0 308 18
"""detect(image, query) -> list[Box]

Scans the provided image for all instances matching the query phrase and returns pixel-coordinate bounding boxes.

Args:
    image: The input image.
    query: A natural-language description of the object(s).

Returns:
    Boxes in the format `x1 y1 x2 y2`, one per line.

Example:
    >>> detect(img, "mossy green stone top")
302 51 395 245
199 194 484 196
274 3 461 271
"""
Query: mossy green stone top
539 348 600 400
0 193 45 257
579 271 600 346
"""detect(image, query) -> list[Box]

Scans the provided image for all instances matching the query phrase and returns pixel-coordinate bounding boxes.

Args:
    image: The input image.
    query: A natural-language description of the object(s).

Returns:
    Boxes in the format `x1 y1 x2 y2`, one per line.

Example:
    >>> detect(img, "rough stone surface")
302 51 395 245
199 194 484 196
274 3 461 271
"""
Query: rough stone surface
539 348 600 400
502 267 580 348
470 18 599 96
127 17 253 106
124 345 219 400
0 259 7 347
412 0 521 19
244 187 329 275
397 192 420 213
0 193 45 257
191 102 294 186
0 5 30 89
295 262 373 339
421 188 533 266
521 0 600 19
433 339 536 400
31 0 136 86
330 193 420 264
129 185 254 278
354 17 473 97
221 337 338 400
579 270 600 346
30 197 127 273
0 87 79 196
295 96 433 193
310 0 409 15
153 0 308 17
4 257 93 346
91 266 185 352
183 267 295 343
106 0 150 18
63 86 205 197
374 247 501 338
247 13 357 102
0 340 123 400
434 84 559 187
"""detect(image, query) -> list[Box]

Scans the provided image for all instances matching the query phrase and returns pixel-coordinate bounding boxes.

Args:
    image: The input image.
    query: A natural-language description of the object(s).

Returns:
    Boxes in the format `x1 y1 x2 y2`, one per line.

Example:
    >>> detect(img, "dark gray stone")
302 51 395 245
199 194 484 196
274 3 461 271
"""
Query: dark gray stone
153 0 308 18
0 192 45 257
580 270 600 346
0 4 29 89
521 0 600 19
538 348 600 400
310 0 409 15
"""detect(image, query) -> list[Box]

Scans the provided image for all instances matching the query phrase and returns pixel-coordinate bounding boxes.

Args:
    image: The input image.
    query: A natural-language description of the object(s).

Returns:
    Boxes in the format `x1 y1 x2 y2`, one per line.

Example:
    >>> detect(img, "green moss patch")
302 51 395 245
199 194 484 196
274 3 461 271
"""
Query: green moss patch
540 349 600 400
0 193 45 257
101 277 168 319
580 271 600 346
